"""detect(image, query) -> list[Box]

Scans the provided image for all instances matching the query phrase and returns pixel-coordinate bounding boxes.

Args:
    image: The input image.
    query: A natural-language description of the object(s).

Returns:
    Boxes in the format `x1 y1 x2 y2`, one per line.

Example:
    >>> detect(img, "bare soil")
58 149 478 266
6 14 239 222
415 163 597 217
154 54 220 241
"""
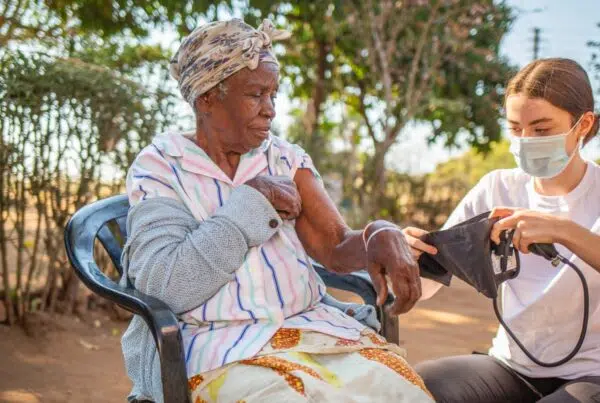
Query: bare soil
0 280 497 402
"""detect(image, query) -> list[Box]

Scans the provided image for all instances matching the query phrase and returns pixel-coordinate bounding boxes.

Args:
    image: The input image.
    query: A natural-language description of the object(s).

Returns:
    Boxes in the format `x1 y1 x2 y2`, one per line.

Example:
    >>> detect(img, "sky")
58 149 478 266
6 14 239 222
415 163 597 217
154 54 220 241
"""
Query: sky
157 1 600 174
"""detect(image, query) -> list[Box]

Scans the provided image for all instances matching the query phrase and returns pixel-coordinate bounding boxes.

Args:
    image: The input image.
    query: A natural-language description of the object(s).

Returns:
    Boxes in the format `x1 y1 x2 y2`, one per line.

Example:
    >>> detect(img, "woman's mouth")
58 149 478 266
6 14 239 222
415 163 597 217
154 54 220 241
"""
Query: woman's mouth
250 127 270 137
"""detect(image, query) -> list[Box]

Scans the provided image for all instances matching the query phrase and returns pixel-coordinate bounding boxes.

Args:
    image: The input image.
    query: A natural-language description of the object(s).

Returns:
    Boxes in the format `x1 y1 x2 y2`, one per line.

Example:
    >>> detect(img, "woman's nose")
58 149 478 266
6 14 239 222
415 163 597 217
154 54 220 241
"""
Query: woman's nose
520 128 536 138
260 96 276 119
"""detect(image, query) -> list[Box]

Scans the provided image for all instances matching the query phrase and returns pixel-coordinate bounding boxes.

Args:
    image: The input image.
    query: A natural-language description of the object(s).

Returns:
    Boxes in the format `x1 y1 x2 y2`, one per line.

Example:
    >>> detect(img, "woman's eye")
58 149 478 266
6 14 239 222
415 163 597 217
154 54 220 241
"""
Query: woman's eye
509 127 521 135
535 128 550 134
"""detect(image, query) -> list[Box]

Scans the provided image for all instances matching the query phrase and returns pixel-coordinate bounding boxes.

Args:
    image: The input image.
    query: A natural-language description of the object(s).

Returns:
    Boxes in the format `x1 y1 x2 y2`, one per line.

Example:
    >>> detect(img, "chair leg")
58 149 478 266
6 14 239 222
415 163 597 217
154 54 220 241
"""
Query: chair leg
157 321 192 403
379 307 400 345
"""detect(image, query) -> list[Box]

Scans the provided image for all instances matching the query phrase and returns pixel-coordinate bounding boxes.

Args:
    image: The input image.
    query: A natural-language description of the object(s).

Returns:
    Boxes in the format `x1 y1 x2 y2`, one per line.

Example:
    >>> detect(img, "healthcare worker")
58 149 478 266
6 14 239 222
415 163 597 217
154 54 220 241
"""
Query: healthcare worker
408 58 600 402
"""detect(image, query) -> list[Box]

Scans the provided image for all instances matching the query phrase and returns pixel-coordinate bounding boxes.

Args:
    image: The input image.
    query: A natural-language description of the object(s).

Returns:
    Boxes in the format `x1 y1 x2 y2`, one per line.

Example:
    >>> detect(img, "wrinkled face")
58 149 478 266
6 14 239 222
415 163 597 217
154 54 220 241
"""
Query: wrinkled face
506 94 583 155
197 61 279 154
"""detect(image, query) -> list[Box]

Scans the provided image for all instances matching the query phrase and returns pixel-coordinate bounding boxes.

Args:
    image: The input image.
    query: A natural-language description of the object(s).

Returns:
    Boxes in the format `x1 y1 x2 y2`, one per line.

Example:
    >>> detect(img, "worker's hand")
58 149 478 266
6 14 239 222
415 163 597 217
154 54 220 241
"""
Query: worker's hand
489 207 570 254
402 227 438 259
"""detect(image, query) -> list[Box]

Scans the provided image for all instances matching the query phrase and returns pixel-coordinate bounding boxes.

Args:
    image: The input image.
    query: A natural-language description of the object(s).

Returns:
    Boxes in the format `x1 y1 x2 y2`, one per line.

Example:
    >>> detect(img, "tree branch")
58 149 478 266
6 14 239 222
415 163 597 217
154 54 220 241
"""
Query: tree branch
367 0 394 121
0 16 62 46
404 1 441 121
357 80 378 144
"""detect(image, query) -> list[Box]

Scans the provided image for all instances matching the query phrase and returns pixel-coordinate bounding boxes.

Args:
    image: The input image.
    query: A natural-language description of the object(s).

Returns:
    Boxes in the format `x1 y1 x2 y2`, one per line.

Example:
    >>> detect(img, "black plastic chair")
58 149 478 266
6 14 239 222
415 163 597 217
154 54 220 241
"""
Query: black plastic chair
64 194 398 403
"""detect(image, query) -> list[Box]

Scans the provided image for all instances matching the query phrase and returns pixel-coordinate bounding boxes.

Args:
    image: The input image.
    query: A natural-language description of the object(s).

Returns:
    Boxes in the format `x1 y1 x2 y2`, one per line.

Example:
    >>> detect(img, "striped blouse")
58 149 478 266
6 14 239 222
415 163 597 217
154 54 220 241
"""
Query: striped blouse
126 132 365 376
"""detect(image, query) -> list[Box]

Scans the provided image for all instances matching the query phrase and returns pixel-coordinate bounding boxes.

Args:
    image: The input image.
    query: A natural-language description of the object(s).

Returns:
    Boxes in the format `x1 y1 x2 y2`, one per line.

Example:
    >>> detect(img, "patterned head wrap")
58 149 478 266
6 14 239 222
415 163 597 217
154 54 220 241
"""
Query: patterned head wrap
170 19 290 106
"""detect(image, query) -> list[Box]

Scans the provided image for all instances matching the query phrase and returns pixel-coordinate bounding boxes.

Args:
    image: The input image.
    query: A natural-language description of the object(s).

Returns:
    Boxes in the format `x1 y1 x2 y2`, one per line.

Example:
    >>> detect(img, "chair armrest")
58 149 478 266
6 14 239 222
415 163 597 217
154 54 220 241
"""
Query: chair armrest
313 265 384 307
66 258 191 403
65 204 191 402
313 264 400 345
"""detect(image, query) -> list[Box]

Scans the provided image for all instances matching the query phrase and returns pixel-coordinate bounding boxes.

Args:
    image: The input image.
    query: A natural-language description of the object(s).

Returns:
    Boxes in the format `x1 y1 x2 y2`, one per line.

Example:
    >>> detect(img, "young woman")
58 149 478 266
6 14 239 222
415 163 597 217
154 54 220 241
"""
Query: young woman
408 58 600 402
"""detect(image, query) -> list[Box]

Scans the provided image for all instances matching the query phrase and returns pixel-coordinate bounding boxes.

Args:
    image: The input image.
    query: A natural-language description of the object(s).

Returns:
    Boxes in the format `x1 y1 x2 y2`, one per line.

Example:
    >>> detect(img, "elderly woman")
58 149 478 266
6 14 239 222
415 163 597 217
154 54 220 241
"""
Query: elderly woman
121 19 431 403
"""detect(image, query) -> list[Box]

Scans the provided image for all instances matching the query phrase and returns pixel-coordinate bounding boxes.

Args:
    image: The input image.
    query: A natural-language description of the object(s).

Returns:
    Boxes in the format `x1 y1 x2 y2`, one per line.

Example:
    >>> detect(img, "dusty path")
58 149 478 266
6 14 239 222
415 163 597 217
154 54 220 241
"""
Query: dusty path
0 280 497 402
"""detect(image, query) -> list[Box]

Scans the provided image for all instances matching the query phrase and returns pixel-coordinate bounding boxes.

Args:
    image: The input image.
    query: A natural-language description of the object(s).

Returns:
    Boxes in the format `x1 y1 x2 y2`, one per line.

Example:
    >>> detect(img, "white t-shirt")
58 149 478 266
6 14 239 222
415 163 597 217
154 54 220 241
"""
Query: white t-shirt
427 161 600 379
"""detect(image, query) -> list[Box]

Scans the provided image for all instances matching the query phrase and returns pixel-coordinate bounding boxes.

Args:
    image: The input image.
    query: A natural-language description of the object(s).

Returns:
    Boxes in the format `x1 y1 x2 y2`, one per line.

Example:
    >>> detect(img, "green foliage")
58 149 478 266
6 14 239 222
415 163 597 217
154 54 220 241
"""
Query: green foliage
340 0 515 149
429 139 515 190
371 140 516 230
1 0 184 323
70 40 169 72
1 0 236 45
420 2 516 151
0 49 176 322
1 51 174 173
293 1 515 217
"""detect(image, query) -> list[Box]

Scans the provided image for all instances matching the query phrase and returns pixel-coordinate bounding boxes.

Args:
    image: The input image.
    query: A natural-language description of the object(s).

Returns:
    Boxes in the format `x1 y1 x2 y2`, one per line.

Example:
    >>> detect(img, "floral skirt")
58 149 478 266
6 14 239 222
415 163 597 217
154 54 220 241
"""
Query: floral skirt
188 328 433 403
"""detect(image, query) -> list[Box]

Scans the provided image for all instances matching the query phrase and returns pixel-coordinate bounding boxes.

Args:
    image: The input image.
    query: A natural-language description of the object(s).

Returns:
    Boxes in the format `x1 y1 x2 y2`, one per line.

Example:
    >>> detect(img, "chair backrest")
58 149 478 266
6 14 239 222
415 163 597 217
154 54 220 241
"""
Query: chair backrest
64 194 130 289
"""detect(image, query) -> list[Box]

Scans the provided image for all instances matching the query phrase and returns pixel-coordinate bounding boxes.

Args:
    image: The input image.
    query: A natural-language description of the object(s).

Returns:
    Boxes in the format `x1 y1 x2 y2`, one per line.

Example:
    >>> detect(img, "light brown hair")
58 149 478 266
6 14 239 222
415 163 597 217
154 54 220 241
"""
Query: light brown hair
505 58 599 144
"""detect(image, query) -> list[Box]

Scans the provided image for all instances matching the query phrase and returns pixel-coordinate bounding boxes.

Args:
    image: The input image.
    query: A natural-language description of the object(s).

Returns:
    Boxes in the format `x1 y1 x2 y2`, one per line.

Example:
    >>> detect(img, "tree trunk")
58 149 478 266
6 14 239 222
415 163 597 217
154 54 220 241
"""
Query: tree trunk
302 36 330 162
0 220 14 325
310 38 328 138
39 207 56 313
369 139 396 219
22 198 44 315
14 167 26 322
0 86 14 325
371 144 386 217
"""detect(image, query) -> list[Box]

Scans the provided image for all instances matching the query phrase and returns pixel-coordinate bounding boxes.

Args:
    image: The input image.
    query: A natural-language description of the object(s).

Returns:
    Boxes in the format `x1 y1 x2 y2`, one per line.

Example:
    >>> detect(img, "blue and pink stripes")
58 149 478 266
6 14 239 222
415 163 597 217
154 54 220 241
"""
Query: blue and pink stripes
127 132 364 376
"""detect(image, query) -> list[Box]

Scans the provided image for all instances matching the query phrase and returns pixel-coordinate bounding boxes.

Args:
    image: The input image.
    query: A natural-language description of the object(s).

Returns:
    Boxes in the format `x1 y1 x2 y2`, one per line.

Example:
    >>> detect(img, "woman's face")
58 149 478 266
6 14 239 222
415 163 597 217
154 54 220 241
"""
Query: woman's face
198 61 279 154
506 94 583 155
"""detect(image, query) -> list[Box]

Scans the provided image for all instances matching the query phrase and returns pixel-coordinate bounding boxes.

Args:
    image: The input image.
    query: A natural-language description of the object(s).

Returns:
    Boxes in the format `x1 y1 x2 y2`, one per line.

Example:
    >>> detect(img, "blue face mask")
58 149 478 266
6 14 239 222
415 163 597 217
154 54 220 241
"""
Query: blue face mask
509 117 584 179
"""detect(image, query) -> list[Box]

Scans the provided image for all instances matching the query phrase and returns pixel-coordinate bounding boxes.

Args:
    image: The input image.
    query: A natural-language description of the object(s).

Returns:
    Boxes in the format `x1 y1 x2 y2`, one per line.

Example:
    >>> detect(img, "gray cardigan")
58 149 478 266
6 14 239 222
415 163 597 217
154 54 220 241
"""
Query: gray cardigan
120 185 378 402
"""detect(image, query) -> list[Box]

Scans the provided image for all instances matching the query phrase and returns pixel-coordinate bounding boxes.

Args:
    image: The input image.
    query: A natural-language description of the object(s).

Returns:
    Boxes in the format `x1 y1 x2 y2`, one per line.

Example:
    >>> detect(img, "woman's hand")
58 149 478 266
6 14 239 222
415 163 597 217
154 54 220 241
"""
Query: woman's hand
365 221 422 315
245 175 302 220
402 227 438 259
489 207 569 254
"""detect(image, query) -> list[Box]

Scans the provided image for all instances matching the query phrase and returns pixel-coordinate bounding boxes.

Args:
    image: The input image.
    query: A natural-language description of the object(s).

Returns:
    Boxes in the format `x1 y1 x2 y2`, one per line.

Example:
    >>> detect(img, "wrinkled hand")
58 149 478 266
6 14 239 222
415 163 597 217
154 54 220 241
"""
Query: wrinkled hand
402 226 438 259
245 175 302 220
365 221 422 315
489 207 568 254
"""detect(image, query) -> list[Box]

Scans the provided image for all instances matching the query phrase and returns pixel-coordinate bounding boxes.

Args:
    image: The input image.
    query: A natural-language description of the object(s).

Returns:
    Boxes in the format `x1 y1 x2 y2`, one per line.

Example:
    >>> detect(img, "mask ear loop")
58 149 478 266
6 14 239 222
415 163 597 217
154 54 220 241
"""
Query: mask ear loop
571 114 587 151
560 117 587 169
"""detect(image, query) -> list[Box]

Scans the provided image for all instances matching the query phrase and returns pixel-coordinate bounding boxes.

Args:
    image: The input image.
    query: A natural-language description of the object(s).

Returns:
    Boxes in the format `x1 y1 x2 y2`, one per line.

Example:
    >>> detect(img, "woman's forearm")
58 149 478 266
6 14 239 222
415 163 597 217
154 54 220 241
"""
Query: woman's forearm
559 220 600 273
328 220 400 273
328 230 367 273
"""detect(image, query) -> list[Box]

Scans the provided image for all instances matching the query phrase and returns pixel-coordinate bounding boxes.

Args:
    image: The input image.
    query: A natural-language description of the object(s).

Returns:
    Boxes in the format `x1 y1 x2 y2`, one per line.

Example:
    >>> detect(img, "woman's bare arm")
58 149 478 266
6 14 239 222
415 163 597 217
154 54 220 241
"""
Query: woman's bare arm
293 169 421 313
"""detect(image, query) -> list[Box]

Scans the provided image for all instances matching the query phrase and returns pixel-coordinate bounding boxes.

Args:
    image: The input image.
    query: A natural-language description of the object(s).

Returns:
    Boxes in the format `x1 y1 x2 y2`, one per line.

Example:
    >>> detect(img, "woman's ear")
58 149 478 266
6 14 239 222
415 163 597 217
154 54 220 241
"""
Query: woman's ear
194 93 212 114
578 111 597 142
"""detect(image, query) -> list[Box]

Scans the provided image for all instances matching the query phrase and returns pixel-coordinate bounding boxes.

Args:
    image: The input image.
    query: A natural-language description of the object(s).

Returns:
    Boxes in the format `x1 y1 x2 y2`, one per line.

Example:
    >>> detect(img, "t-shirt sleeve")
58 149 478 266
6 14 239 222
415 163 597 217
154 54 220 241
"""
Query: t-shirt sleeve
126 146 180 207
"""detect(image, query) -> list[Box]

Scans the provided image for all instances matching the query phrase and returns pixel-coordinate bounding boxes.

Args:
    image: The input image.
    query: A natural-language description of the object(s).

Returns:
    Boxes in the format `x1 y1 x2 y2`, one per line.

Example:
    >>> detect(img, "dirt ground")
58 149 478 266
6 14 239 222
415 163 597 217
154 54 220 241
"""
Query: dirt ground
0 279 497 403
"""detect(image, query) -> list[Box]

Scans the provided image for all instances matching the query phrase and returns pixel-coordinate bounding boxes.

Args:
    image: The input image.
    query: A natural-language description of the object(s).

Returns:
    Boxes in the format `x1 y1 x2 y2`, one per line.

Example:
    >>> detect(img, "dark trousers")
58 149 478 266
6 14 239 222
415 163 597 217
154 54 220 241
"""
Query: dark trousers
415 354 600 403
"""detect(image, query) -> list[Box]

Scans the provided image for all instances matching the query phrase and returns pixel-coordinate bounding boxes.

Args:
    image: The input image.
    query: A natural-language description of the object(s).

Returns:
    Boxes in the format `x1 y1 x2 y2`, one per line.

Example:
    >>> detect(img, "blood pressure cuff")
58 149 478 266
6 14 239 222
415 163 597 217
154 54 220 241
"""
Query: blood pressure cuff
417 211 504 299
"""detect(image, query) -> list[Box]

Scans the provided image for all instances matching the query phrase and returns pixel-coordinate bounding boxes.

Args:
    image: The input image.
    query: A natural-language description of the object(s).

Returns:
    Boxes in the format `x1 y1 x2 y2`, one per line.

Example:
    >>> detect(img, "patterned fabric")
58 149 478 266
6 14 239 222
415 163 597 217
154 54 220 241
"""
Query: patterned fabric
126 132 366 376
169 18 290 105
120 190 284 403
188 329 433 402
